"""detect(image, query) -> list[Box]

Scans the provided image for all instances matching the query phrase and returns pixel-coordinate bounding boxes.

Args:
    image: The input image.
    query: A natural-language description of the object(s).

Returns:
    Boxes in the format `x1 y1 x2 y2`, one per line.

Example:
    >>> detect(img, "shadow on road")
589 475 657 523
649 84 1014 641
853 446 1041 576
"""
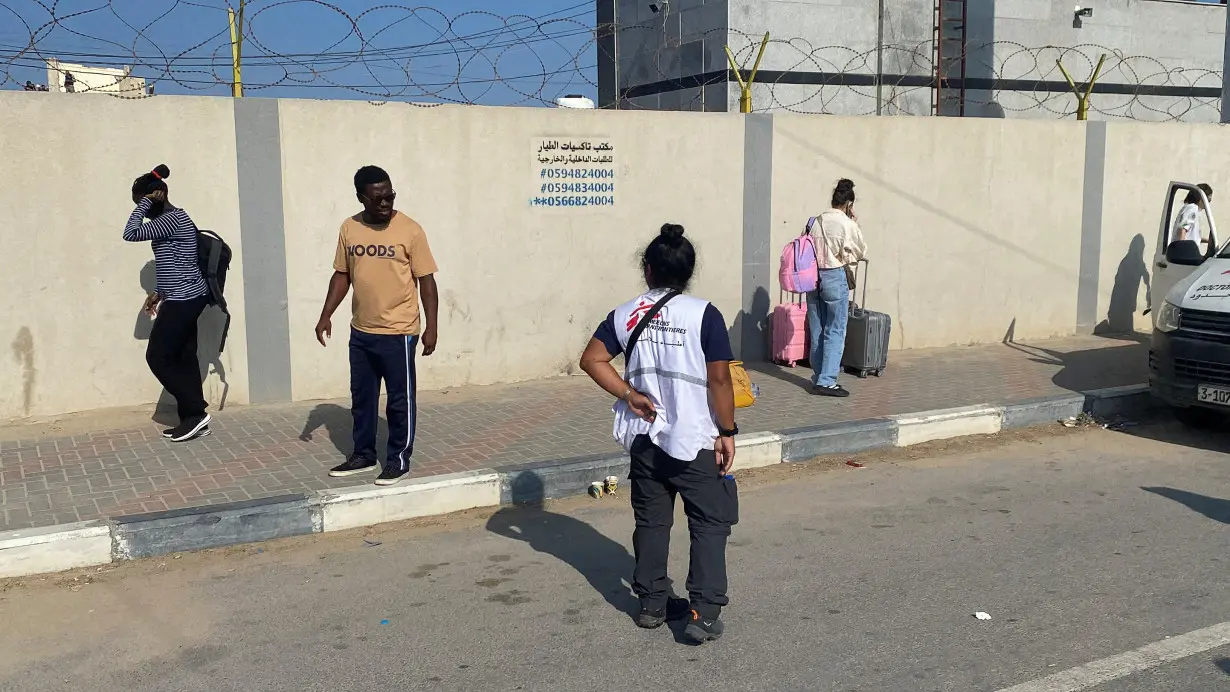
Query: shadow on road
1142 487 1230 525
1113 415 1230 456
1216 658 1230 676
486 472 640 620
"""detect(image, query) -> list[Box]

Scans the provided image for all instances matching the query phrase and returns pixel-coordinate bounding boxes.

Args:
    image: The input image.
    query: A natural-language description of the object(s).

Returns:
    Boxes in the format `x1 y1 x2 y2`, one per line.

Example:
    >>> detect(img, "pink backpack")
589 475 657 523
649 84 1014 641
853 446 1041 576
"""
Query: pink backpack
779 220 819 293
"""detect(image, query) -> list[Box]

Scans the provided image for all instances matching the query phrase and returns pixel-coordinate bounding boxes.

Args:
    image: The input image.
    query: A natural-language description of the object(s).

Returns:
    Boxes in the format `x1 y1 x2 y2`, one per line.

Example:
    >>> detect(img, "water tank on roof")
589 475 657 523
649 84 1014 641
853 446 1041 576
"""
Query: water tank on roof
555 94 595 109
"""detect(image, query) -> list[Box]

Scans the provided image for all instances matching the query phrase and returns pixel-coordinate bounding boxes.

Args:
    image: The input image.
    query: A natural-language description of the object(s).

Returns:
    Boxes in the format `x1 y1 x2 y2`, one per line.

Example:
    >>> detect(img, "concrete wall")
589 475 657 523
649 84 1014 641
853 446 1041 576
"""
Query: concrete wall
989 0 1226 123
277 101 745 399
612 0 1225 121
0 92 249 420
616 0 730 111
769 115 1087 349
2 89 1227 420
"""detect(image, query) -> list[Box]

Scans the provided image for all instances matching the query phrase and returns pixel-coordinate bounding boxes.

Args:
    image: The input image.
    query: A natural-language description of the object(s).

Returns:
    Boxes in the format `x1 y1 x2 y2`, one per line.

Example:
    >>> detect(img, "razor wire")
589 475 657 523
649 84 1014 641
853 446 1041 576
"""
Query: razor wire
0 0 601 105
680 29 1224 121
1 1 1222 121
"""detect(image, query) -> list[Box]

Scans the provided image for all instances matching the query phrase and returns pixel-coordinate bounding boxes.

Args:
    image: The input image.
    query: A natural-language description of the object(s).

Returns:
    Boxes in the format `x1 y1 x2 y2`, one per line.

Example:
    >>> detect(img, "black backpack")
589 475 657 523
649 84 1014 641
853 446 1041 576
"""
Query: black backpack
197 229 233 352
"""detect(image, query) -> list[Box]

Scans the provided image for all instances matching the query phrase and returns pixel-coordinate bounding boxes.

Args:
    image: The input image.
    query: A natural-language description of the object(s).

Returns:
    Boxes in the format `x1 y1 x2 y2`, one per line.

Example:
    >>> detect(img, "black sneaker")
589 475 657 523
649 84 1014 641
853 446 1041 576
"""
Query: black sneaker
811 384 850 398
328 456 378 478
374 467 409 486
162 426 212 439
635 597 690 629
168 414 212 442
682 610 725 644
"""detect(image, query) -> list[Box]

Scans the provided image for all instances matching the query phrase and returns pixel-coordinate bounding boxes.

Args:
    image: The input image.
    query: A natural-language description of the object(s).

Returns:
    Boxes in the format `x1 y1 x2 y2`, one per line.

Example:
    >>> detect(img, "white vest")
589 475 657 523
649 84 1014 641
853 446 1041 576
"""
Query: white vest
611 288 717 461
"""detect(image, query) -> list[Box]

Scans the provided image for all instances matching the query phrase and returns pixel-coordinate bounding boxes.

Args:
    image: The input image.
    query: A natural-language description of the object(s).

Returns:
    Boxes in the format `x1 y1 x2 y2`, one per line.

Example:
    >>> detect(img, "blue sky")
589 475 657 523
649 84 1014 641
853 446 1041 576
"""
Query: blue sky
0 0 597 105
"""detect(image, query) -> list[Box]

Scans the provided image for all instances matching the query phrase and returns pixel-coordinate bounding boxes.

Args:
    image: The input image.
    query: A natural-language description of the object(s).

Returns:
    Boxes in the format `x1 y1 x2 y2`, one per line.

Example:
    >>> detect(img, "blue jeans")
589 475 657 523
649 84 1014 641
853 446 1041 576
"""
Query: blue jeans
807 268 849 387
350 329 419 471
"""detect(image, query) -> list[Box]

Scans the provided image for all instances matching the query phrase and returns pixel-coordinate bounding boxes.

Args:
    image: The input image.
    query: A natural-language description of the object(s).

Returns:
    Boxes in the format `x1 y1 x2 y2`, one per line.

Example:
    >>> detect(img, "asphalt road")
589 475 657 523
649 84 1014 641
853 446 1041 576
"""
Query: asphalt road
1 422 1229 692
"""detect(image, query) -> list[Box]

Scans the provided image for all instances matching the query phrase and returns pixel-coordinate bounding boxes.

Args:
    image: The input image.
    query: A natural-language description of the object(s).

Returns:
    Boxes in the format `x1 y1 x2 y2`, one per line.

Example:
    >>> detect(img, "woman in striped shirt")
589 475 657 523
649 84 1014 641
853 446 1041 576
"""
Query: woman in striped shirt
124 164 213 442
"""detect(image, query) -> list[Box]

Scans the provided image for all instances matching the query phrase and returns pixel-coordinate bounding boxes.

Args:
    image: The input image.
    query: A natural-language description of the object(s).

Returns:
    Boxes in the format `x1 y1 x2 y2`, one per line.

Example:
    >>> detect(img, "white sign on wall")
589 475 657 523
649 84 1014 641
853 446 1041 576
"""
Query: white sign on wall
530 138 617 209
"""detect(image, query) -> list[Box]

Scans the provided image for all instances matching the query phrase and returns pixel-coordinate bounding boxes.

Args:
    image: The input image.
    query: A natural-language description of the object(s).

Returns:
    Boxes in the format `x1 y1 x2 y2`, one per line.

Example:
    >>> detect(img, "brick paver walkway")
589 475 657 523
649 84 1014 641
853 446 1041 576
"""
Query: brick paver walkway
0 334 1148 532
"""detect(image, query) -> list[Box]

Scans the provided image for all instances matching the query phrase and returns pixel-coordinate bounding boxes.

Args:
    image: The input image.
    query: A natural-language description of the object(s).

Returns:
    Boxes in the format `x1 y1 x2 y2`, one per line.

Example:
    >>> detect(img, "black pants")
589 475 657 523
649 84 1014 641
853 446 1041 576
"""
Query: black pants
629 435 739 620
350 329 418 471
146 295 209 422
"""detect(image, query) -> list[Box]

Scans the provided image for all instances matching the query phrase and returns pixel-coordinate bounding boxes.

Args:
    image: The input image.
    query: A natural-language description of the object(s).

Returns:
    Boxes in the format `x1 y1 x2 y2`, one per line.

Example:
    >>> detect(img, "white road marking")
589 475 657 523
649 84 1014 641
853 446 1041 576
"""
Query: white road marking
995 621 1230 692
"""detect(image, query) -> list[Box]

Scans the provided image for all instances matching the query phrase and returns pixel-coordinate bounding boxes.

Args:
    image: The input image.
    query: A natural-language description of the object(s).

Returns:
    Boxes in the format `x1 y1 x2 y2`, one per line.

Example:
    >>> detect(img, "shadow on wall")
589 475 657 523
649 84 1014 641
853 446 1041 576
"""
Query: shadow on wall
776 130 1075 282
1096 234 1151 336
486 472 641 619
1142 486 1230 525
299 402 388 459
730 286 770 362
134 260 230 425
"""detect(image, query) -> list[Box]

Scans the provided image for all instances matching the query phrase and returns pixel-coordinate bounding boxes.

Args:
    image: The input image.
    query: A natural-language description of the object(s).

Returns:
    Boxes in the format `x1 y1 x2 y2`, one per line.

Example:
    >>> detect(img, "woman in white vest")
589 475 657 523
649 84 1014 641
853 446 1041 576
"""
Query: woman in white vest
579 223 739 644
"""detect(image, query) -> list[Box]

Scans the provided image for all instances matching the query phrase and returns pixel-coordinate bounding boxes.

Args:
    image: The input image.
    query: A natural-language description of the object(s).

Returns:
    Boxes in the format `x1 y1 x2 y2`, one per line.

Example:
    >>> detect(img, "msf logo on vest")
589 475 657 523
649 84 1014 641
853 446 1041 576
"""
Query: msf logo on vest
348 244 398 259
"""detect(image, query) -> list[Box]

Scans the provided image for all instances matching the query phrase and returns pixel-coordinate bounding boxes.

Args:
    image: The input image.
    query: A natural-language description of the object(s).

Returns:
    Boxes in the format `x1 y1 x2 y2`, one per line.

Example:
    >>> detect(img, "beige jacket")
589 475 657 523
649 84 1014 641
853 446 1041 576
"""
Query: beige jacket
808 208 868 269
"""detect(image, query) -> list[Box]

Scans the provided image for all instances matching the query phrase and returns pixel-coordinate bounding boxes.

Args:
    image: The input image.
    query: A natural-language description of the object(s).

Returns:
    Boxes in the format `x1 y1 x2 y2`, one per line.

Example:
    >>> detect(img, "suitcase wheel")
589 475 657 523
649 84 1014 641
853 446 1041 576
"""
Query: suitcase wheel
872 368 885 377
855 369 869 379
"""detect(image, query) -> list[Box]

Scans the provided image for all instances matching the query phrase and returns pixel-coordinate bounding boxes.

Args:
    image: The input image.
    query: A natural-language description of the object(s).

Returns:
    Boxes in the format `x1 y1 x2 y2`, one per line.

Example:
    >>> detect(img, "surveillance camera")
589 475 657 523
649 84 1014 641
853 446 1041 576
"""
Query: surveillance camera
649 2 659 12
1074 6 1093 18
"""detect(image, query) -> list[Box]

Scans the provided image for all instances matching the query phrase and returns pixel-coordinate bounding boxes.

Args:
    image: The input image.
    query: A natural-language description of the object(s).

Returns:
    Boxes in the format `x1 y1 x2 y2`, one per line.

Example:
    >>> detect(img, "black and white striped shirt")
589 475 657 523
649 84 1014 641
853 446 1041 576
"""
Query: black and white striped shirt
124 198 209 301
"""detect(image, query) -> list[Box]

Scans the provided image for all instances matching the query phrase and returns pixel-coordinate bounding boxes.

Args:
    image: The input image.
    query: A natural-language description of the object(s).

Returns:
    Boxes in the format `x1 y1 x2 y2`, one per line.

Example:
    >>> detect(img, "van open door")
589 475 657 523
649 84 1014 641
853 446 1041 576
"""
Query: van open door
1151 181 1219 323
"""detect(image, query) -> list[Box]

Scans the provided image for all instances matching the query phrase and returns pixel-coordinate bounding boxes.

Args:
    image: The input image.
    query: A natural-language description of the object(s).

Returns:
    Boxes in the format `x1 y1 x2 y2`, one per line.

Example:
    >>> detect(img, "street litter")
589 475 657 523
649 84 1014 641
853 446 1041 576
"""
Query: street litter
1060 413 1098 428
363 538 382 547
846 460 865 468
974 612 992 620
588 481 605 499
380 619 390 625
604 475 619 495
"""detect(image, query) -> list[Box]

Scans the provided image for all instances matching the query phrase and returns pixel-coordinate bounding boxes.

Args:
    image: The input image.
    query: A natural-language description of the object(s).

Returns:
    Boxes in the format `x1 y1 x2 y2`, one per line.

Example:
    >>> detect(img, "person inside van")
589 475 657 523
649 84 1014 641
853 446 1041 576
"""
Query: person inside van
123 164 213 442
808 178 868 397
579 223 739 644
1173 183 1213 249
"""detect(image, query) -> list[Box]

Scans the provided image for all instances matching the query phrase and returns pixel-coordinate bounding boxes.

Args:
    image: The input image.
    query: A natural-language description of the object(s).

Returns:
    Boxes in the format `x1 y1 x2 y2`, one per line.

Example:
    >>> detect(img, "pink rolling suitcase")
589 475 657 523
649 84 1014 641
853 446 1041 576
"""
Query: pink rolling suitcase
772 293 809 367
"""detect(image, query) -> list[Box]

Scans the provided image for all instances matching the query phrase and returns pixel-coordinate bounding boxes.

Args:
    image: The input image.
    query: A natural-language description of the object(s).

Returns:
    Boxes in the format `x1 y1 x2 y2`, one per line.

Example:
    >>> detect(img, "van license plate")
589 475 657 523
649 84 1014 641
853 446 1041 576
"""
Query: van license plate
1197 385 1230 406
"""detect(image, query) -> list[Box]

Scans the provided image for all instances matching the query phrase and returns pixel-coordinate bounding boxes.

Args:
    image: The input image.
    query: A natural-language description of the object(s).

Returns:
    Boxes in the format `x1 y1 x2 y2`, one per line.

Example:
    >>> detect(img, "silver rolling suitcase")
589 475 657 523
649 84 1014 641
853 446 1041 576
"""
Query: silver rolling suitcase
842 259 890 378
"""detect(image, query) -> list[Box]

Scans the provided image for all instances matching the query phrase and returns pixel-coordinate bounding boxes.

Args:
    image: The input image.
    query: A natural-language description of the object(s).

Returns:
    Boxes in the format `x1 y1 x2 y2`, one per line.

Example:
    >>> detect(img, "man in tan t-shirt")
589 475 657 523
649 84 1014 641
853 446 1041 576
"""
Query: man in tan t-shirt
315 165 439 485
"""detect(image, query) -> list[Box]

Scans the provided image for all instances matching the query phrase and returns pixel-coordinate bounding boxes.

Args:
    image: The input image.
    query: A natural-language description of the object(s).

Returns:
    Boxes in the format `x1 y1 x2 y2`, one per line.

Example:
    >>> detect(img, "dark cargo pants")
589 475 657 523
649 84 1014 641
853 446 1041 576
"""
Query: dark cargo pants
629 434 739 620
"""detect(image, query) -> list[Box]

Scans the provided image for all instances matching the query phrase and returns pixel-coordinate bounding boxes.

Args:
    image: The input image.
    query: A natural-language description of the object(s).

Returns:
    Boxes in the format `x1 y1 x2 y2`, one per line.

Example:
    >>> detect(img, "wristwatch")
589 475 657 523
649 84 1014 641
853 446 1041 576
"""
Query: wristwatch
718 424 739 438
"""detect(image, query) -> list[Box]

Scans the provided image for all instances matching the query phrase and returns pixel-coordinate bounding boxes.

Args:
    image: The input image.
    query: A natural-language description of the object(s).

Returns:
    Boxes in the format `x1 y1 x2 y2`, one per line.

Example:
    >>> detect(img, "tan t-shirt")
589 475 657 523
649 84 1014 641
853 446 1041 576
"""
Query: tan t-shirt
333 211 438 336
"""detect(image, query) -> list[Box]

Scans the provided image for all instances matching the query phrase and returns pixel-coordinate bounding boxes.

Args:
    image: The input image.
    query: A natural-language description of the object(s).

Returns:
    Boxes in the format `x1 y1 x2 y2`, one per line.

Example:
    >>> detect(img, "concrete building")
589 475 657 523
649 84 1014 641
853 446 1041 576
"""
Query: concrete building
46 59 147 97
598 0 1227 121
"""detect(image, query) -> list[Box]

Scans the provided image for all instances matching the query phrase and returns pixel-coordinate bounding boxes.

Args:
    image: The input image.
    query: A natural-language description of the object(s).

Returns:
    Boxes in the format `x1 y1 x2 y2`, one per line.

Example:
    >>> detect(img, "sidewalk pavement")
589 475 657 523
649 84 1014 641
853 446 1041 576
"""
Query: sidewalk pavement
0 334 1148 533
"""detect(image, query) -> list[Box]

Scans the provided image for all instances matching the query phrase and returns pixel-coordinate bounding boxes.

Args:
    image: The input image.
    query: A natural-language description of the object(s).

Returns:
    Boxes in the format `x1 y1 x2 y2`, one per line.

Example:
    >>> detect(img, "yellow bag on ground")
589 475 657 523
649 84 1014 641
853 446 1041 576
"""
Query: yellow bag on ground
729 361 757 408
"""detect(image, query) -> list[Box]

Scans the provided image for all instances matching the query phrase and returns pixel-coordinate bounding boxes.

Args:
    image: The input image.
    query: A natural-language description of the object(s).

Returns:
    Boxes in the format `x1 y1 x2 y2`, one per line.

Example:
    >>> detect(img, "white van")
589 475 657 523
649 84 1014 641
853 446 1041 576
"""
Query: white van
1149 181 1230 424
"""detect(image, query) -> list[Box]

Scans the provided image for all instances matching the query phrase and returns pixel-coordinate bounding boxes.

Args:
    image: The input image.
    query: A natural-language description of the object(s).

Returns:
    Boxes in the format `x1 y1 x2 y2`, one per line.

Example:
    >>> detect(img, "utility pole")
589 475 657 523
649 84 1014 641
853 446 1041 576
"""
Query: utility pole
228 1 245 97
1222 1 1230 122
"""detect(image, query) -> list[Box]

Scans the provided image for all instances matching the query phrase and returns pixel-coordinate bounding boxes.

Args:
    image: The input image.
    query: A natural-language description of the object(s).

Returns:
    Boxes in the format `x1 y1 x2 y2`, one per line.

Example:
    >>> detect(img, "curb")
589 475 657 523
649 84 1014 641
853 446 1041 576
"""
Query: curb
0 384 1154 580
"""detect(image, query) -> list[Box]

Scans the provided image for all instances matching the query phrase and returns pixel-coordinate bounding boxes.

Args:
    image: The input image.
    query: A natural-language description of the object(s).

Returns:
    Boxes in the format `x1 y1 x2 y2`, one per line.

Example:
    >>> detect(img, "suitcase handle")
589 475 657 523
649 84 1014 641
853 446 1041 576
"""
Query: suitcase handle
849 258 869 309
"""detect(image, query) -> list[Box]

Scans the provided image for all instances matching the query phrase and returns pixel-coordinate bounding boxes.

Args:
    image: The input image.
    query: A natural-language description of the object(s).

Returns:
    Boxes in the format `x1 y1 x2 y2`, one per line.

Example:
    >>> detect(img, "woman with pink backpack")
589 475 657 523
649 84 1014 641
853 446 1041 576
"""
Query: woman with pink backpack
777 179 869 395
807 179 868 396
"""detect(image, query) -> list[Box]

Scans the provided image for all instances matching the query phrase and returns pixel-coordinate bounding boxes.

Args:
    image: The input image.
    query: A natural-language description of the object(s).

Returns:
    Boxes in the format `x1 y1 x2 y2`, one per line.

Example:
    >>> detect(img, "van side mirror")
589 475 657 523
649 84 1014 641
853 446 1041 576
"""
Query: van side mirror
1165 240 1205 266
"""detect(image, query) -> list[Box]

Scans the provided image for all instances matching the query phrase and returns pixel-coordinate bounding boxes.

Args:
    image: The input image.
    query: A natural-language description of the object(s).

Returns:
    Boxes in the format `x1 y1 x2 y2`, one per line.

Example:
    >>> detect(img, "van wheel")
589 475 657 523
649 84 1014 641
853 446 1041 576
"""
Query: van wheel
1174 407 1223 430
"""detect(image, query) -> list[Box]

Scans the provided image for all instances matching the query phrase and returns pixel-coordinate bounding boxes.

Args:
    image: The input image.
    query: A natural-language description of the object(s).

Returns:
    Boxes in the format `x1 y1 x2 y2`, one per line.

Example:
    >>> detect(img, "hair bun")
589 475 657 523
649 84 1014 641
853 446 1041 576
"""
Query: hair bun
153 164 171 180
835 178 854 191
659 223 685 241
